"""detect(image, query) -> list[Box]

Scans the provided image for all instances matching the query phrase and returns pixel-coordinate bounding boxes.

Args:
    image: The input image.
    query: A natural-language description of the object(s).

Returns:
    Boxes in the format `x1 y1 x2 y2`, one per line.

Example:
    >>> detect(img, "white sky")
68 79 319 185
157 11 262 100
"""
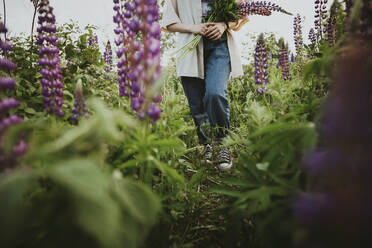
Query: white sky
6 0 334 64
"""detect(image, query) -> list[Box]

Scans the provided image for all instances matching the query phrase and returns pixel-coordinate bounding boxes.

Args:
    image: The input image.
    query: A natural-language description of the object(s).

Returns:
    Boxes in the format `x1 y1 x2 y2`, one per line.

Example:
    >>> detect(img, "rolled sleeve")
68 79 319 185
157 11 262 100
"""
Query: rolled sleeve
161 0 181 29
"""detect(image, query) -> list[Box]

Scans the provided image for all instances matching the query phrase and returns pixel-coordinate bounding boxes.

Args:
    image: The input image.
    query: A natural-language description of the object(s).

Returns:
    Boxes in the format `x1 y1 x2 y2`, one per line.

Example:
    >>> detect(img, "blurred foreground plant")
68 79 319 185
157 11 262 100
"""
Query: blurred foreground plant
0 99 161 248
296 38 372 248
0 160 160 248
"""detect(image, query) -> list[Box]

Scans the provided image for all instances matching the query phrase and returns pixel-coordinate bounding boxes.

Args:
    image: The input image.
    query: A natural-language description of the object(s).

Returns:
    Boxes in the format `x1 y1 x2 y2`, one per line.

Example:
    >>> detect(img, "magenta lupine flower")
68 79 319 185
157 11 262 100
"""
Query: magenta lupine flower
239 1 292 17
279 43 291 81
254 34 269 95
295 41 372 247
314 0 328 39
308 28 317 46
36 0 64 117
0 22 28 171
113 0 162 121
88 33 98 47
293 14 303 56
71 82 89 122
103 40 113 73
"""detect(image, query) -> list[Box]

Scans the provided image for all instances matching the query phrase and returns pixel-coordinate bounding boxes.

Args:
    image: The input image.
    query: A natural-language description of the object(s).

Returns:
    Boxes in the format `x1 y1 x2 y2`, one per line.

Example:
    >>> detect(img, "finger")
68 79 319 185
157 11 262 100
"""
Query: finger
205 26 217 34
206 29 220 39
207 31 220 40
210 33 221 40
202 23 209 29
205 26 218 36
209 29 222 39
206 23 218 28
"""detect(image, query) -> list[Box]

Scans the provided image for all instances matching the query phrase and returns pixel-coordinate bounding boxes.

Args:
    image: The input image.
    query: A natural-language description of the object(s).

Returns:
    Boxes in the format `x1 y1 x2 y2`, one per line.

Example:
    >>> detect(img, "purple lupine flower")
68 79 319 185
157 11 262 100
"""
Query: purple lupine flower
0 76 15 89
113 0 162 121
0 22 28 171
294 193 333 220
308 28 317 46
254 34 269 94
345 0 353 19
0 58 16 71
293 14 303 56
295 40 372 247
239 1 292 17
88 33 98 47
71 81 89 122
147 104 161 121
326 15 336 47
13 139 29 156
37 0 64 117
279 42 291 81
314 0 329 40
103 40 113 73
326 5 337 47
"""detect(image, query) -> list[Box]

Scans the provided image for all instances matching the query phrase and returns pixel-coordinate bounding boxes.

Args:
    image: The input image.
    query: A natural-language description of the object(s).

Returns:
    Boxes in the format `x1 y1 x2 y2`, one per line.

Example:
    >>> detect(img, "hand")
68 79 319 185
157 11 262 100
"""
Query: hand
205 22 227 40
190 23 209 35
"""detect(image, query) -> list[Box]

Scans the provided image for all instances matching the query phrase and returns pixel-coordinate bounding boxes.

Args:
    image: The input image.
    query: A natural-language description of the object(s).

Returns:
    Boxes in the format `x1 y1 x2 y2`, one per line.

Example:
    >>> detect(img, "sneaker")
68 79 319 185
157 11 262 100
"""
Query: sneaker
201 144 213 165
216 147 232 171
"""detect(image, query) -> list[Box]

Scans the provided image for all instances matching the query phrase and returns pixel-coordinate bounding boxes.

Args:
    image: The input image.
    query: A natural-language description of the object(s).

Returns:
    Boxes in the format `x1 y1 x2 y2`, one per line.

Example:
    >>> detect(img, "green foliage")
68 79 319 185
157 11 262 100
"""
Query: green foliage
1 2 350 246
0 160 160 248
213 122 317 247
8 23 120 120
1 98 163 248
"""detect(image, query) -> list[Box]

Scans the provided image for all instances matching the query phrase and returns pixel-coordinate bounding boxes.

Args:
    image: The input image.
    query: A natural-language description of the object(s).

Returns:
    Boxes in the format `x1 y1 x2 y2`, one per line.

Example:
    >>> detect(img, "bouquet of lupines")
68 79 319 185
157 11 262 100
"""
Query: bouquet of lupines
172 0 292 60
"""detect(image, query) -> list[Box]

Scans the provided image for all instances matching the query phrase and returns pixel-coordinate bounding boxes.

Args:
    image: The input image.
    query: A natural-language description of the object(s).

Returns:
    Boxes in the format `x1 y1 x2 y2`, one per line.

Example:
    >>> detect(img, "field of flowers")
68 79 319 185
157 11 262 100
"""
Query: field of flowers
0 0 371 247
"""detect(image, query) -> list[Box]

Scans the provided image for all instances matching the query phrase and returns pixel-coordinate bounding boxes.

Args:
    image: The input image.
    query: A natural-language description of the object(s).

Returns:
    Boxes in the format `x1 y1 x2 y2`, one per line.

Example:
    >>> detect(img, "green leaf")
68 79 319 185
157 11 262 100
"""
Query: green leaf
24 107 36 114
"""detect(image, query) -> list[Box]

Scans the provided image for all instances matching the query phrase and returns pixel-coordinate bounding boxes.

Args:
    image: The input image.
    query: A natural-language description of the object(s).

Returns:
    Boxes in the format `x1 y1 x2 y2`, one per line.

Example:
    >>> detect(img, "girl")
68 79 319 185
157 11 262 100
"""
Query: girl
162 0 247 170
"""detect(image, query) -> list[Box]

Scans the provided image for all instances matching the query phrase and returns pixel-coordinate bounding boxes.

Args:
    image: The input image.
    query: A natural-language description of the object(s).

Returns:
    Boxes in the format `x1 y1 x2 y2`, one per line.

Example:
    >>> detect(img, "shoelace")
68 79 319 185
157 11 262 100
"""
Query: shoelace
218 147 230 162
203 144 213 156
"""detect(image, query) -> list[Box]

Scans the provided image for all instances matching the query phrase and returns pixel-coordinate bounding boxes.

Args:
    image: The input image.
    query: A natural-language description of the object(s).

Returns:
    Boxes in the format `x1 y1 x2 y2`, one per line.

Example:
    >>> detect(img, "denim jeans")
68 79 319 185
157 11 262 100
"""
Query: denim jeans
181 32 231 144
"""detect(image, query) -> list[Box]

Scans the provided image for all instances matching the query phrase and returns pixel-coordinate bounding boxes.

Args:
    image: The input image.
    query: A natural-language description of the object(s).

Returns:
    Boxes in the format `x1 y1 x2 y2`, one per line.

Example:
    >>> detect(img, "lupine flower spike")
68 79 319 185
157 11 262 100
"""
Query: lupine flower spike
88 33 98 47
113 0 162 121
308 28 317 46
327 9 337 47
254 34 269 95
0 22 28 171
314 0 329 39
71 80 89 122
103 40 113 73
345 0 353 19
293 14 303 56
36 0 64 117
279 42 291 81
239 1 293 17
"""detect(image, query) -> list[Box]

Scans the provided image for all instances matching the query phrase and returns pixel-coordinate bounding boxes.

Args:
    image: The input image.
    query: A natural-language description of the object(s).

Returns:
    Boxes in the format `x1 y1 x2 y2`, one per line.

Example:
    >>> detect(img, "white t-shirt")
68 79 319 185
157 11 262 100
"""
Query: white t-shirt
201 0 212 17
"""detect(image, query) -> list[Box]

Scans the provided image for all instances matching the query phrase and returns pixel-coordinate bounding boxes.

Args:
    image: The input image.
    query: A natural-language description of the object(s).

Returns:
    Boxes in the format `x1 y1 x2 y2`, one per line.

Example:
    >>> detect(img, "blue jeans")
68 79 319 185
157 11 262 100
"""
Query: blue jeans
181 32 231 144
